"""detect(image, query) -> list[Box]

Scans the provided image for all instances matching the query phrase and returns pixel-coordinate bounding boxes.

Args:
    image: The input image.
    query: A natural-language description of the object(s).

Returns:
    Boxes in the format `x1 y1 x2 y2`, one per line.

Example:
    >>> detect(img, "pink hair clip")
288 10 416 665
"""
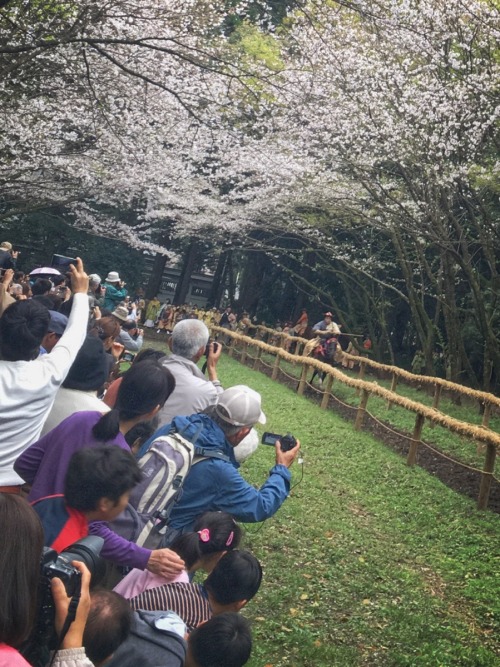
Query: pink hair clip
198 528 210 543
225 531 234 547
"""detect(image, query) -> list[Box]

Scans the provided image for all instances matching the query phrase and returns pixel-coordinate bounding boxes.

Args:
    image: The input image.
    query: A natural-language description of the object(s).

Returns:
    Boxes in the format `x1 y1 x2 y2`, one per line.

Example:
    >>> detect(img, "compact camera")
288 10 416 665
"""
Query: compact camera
261 432 297 452
21 536 104 667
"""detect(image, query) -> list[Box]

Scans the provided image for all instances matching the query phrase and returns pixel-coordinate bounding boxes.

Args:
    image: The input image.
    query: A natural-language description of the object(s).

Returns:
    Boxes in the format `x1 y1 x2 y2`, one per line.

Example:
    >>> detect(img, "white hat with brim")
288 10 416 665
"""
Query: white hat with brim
106 271 121 282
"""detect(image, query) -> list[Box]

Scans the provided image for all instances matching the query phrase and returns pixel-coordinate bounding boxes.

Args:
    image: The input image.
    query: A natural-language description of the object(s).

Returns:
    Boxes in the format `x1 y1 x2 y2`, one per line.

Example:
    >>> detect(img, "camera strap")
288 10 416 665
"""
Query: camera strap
48 587 81 667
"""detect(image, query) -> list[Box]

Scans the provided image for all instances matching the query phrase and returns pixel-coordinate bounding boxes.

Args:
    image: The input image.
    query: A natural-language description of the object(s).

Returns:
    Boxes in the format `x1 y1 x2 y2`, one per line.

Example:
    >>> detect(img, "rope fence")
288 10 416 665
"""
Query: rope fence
212 326 499 510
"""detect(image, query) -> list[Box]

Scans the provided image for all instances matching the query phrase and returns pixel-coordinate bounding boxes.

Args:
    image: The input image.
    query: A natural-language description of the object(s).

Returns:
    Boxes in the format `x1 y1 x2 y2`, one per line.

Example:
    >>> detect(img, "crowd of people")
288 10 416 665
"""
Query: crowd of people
0 250 302 667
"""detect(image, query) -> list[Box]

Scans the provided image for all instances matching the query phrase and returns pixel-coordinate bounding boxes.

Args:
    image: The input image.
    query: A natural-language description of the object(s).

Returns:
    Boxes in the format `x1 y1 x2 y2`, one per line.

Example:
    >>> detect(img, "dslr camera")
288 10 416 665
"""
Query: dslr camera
261 432 297 452
21 536 104 667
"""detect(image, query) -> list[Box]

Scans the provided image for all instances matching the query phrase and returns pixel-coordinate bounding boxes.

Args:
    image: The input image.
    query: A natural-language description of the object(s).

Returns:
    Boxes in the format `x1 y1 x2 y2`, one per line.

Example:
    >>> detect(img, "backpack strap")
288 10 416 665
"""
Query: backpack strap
193 445 230 463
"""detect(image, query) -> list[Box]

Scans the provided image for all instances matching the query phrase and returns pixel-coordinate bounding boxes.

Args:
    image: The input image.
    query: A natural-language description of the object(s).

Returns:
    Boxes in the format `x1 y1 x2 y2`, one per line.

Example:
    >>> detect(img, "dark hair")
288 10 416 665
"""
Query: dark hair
124 417 159 451
83 589 132 664
62 335 109 391
64 446 142 511
92 361 175 441
31 278 52 296
171 512 242 571
189 613 252 667
121 320 137 331
0 299 49 361
58 295 74 317
204 551 262 606
132 348 165 364
89 316 121 342
0 495 44 646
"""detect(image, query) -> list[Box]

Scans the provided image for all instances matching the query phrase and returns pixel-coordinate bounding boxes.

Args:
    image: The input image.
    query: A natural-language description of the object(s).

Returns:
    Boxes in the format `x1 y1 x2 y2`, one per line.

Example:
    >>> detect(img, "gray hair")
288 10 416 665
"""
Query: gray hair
203 405 242 437
171 319 209 359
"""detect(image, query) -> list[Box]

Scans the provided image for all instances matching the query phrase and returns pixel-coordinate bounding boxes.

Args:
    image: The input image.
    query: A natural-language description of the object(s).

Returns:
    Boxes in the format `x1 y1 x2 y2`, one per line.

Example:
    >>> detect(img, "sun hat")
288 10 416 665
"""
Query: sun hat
112 305 129 322
215 385 266 427
0 241 12 251
105 271 121 283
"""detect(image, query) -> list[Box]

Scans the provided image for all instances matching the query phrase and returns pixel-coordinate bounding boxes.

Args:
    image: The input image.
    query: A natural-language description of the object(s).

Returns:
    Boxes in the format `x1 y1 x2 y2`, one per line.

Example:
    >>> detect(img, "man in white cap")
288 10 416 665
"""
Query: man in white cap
137 385 301 542
103 271 128 310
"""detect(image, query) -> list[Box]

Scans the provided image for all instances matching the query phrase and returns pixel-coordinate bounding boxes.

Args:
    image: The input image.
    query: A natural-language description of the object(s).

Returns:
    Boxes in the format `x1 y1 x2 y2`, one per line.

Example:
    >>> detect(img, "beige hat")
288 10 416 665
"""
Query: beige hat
106 271 121 283
0 241 12 251
112 305 129 322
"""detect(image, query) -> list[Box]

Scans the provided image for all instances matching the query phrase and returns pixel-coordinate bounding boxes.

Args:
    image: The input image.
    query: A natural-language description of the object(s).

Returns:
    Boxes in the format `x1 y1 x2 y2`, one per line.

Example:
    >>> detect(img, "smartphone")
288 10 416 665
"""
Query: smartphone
51 254 77 272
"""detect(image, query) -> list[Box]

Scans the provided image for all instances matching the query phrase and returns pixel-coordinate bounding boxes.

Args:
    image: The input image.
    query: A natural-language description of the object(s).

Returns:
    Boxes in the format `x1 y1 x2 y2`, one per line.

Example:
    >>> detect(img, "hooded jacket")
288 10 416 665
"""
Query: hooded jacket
139 413 292 534
106 610 186 667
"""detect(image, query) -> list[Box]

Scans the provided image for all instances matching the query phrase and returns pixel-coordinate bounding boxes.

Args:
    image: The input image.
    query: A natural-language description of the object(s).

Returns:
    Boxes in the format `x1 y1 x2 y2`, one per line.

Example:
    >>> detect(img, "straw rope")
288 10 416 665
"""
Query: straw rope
240 323 500 411
211 326 500 451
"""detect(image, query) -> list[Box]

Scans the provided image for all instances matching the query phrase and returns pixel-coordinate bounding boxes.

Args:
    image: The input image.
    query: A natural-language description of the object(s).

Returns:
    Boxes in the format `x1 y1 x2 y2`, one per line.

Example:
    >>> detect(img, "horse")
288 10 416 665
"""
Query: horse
307 335 339 386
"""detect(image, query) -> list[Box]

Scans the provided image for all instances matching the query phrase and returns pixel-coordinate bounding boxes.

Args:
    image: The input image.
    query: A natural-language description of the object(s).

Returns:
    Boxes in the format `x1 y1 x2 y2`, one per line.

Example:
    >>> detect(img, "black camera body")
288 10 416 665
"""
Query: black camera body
205 340 219 357
261 432 297 452
21 536 104 667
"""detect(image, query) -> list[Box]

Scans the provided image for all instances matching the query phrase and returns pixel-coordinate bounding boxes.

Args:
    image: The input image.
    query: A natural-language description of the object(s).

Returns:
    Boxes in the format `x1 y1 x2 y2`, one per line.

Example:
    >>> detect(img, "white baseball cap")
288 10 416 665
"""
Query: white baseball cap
215 385 266 427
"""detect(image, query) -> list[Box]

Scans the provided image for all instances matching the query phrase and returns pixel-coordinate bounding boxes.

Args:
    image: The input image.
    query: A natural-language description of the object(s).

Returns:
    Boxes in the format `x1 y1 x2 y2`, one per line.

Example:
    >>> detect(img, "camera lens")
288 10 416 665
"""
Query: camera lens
58 536 106 584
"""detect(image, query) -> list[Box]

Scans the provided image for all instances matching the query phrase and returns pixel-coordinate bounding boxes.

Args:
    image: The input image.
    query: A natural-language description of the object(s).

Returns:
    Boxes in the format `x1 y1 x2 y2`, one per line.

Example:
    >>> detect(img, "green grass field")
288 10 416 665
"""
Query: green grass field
145 339 500 666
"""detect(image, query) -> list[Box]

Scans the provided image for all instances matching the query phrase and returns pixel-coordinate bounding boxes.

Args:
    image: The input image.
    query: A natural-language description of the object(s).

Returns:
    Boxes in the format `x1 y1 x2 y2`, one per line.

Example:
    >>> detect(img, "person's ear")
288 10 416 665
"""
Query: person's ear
96 497 113 514
143 404 161 420
233 599 247 612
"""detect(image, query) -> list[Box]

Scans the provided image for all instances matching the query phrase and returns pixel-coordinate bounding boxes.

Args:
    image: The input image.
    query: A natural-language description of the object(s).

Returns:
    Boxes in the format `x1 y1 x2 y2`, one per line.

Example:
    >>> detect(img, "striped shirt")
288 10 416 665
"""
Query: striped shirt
129 583 211 632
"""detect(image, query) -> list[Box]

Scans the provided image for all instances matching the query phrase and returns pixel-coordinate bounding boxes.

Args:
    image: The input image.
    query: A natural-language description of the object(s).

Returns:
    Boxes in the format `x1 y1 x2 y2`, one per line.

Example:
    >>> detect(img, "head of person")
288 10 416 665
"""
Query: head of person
132 348 165 365
40 310 68 353
0 299 50 361
31 278 53 296
185 613 252 667
204 550 262 613
324 312 332 323
88 273 101 291
111 305 129 325
62 335 109 392
83 589 132 666
64 446 142 521
106 271 121 285
0 241 13 254
171 318 209 361
121 320 138 332
0 494 44 647
92 360 175 441
90 316 121 351
205 385 266 447
171 512 242 573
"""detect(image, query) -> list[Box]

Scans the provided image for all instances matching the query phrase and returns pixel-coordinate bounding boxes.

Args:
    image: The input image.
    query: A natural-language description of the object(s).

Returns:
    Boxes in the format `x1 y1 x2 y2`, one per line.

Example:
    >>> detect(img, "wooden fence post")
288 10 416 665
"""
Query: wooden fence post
477 443 497 510
354 389 369 431
476 402 491 454
253 346 262 370
228 336 236 358
386 373 398 409
240 341 248 365
356 361 366 396
428 384 442 429
271 352 281 380
407 413 425 466
297 364 309 396
321 374 334 409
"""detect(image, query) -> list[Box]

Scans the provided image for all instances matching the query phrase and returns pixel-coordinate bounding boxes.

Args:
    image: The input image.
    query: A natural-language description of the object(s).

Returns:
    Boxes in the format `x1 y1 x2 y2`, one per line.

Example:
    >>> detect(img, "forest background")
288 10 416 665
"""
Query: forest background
1 0 499 390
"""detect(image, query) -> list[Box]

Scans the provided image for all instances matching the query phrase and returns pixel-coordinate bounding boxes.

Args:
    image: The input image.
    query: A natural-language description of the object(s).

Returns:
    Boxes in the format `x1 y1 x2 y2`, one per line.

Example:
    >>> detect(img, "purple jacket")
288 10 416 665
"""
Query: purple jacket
14 410 151 570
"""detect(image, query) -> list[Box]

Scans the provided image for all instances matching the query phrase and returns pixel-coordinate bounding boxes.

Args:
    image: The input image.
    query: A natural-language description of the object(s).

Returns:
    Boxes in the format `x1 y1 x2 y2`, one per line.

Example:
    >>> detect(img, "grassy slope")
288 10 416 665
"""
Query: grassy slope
219 354 499 667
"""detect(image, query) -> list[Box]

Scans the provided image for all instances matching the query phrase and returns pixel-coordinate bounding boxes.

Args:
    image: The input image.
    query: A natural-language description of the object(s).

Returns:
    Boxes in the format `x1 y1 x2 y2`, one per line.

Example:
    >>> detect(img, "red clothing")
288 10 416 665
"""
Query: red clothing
103 376 123 408
31 495 88 552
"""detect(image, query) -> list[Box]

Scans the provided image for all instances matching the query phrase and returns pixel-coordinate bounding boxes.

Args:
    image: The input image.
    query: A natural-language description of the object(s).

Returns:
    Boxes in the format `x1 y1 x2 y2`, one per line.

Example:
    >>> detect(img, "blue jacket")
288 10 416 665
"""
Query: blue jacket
140 414 292 533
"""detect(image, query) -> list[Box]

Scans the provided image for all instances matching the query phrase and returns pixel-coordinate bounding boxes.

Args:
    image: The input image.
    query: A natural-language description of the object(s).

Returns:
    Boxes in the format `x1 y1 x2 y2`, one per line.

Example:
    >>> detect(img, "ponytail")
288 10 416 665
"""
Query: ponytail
92 409 121 441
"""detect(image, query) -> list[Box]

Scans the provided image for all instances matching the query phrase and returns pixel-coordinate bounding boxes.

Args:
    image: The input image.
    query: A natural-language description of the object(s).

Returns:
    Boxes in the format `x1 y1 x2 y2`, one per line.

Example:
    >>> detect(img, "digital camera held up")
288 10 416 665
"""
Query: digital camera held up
261 432 297 452
21 536 104 667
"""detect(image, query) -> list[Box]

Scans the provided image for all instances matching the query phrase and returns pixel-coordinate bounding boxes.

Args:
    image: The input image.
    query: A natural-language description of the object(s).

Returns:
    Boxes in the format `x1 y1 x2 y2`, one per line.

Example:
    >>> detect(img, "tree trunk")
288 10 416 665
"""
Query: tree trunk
173 241 199 305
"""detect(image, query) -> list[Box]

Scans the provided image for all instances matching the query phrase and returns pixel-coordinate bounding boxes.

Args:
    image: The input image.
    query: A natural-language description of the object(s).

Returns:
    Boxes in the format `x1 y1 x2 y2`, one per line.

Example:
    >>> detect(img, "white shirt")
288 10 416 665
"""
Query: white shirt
0 293 88 485
41 387 110 435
